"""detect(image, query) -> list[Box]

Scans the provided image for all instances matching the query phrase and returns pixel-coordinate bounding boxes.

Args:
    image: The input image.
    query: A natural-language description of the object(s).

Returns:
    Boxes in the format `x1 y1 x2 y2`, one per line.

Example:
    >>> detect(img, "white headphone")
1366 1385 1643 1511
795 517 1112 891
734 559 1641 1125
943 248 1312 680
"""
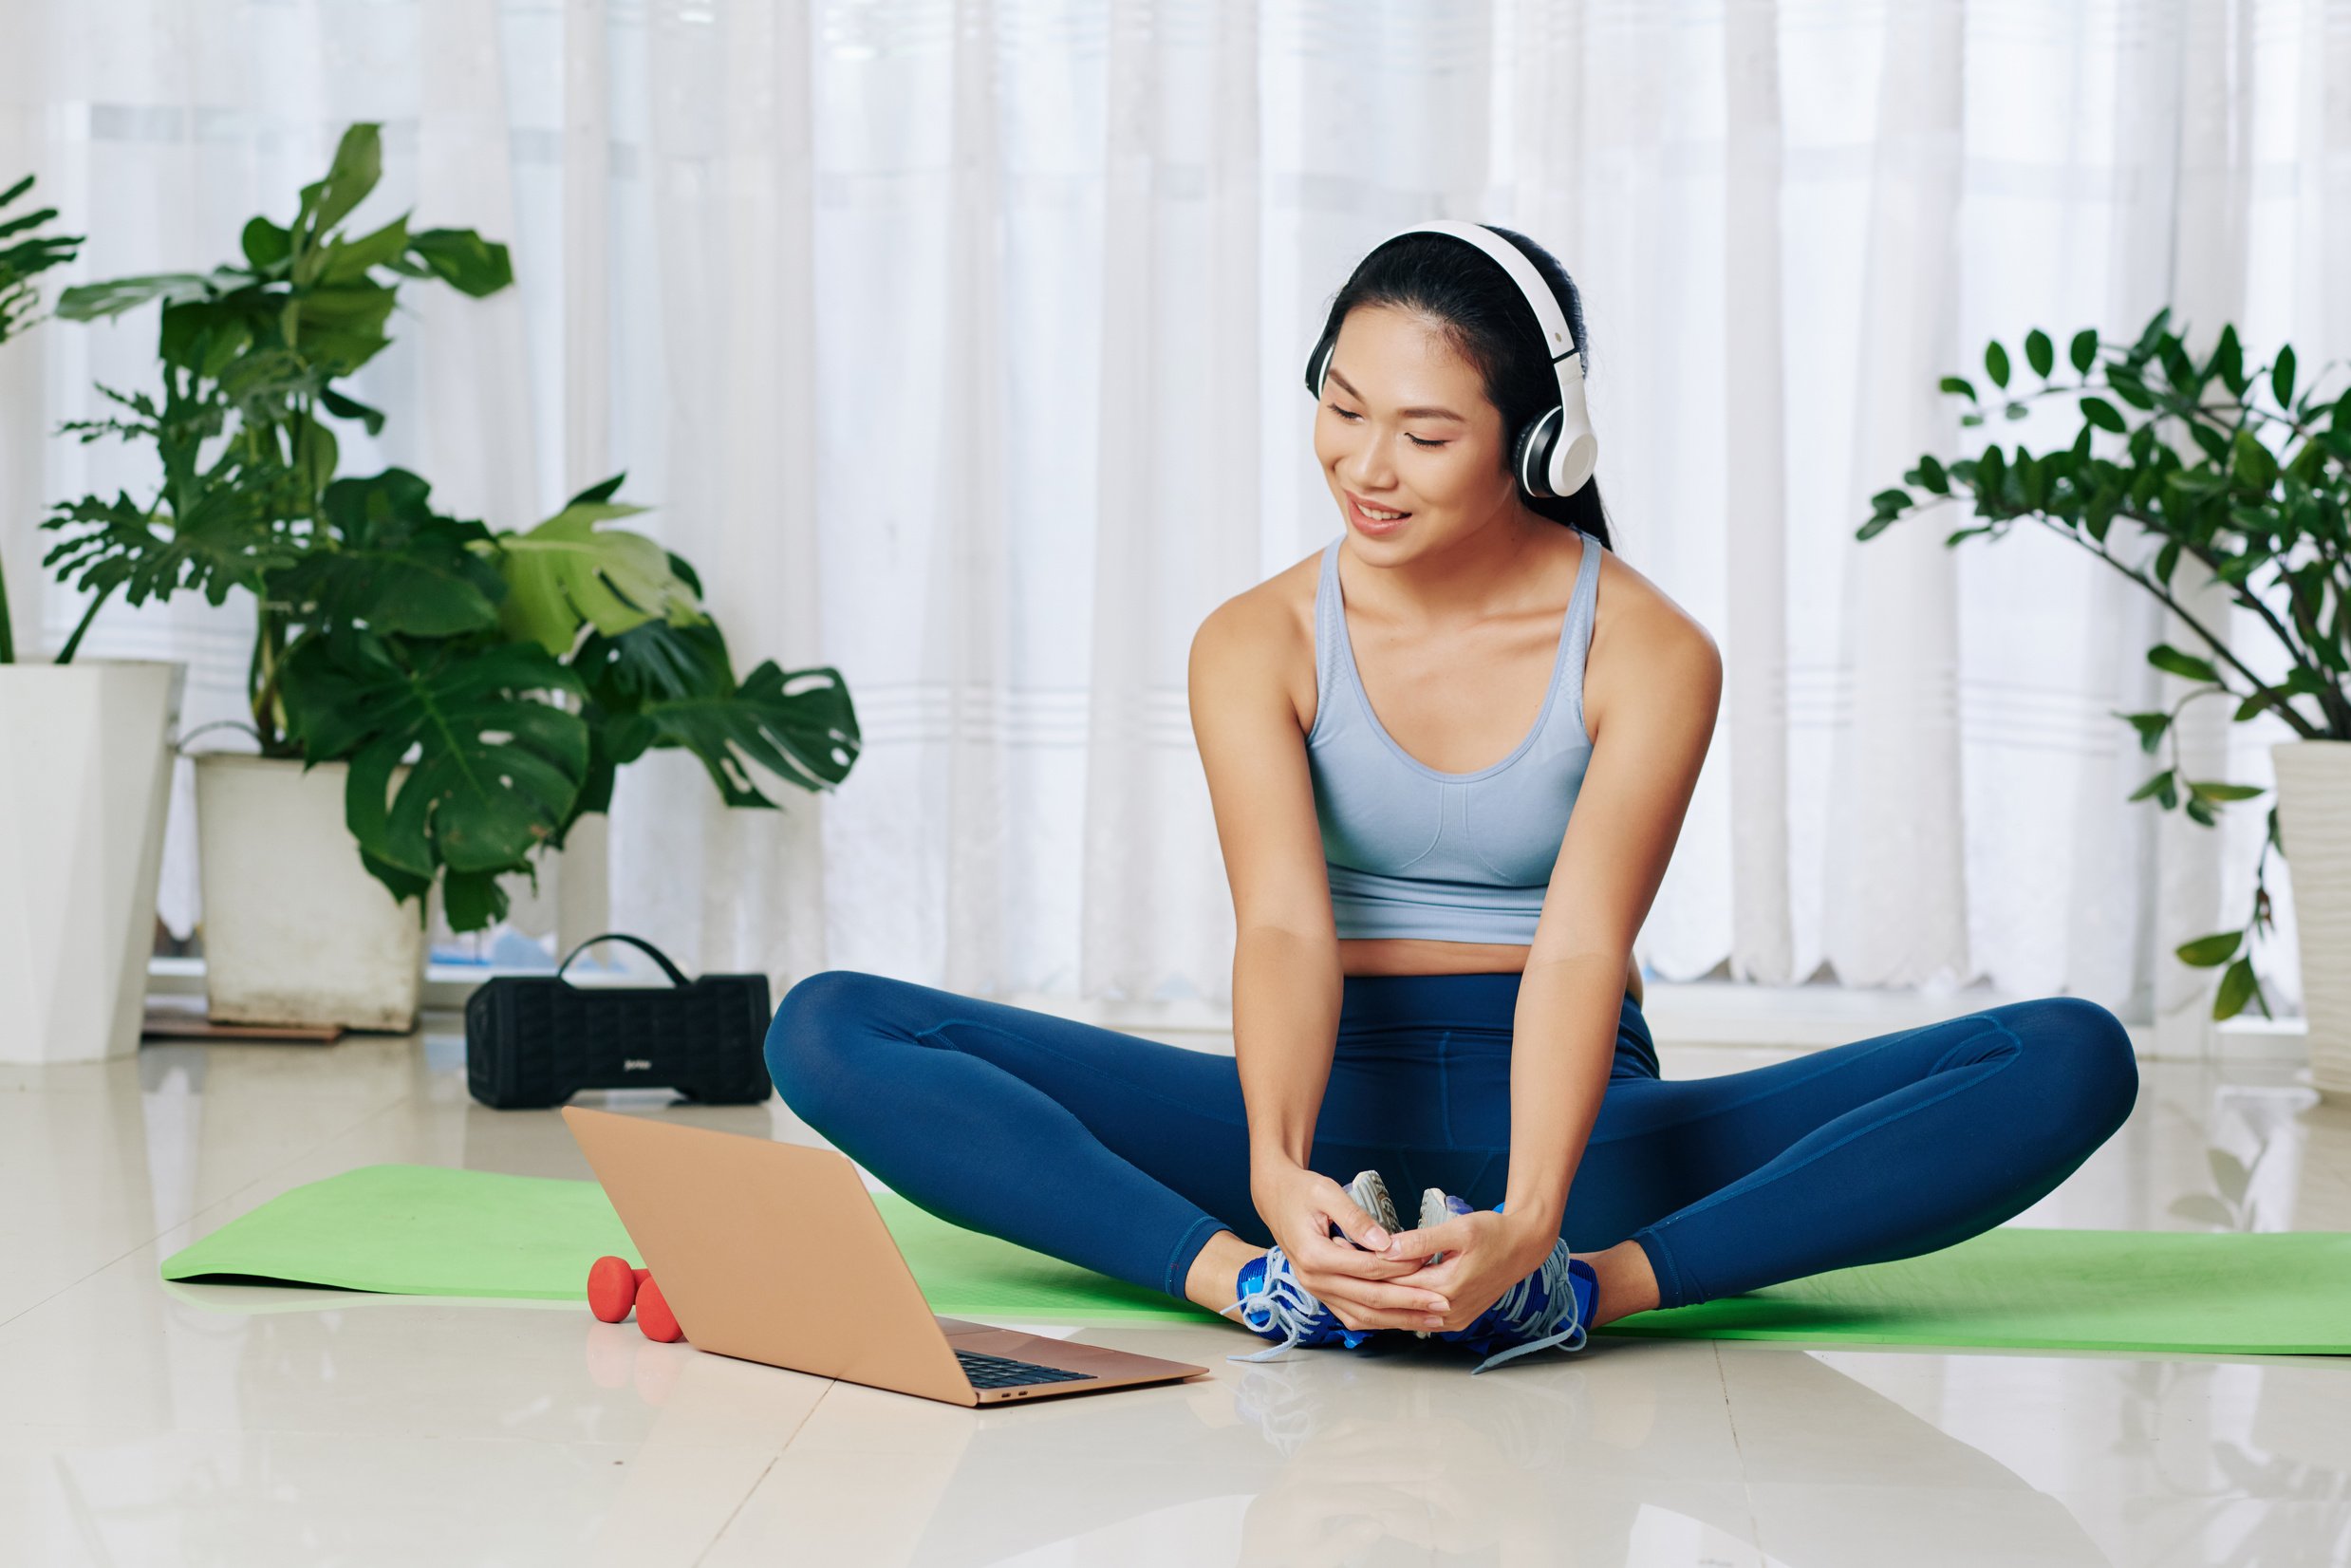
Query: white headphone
1305 219 1599 500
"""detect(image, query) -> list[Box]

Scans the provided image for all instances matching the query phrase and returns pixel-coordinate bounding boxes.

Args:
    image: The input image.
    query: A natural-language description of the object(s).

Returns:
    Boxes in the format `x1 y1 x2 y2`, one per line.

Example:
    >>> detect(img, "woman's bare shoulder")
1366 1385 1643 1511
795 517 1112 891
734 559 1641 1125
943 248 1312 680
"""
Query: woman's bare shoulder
1195 545 1321 645
1586 542 1722 729
1591 543 1714 653
1189 547 1324 726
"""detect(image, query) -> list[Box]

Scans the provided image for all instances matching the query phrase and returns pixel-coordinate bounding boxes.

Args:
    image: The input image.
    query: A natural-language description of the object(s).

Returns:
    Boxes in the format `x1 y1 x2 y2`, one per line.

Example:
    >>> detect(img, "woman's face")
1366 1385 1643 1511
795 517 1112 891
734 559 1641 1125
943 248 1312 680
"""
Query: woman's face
1313 304 1520 557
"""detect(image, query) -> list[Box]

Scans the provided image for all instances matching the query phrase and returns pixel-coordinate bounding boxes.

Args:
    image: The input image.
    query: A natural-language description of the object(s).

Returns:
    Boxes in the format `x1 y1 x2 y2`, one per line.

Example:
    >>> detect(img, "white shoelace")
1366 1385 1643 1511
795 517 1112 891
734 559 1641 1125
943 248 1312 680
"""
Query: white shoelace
1219 1245 1336 1363
1468 1241 1591 1373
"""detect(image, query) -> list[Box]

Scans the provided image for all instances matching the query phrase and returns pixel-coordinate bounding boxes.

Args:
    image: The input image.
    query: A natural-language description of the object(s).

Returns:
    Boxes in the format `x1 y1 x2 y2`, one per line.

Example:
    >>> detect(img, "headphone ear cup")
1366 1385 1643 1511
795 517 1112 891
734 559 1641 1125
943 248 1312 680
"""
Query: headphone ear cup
1550 370 1598 496
1514 407 1561 498
1304 332 1336 400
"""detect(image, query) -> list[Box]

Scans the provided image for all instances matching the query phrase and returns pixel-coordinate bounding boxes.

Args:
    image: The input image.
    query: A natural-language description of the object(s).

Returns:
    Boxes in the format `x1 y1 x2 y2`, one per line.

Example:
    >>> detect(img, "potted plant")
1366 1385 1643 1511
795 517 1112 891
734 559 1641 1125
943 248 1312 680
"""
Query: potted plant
0 175 186 1067
41 124 861 1031
1861 308 2351 1094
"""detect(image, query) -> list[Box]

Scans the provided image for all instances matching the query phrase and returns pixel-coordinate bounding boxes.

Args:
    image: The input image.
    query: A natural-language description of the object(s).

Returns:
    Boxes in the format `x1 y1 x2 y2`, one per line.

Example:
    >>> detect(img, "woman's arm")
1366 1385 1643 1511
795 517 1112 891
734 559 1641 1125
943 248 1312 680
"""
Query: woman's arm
1499 601 1720 1247
1188 588 1448 1328
1187 591 1343 1167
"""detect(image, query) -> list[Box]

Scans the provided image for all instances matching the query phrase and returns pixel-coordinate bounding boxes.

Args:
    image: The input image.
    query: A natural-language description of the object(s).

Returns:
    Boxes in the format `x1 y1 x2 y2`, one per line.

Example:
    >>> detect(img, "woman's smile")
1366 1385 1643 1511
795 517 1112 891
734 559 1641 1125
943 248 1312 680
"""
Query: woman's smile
1346 490 1414 535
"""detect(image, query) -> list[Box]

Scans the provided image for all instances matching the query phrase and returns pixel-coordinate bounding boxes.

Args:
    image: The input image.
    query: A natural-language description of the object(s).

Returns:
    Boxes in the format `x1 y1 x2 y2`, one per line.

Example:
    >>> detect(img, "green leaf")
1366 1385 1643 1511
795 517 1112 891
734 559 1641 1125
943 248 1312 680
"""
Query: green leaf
576 618 737 708
440 868 510 933
1856 513 1896 541
281 633 588 881
2025 328 2053 379
318 213 412 285
240 217 291 271
2230 429 2277 492
2107 367 2155 410
631 660 863 807
2131 307 2172 360
1985 341 2010 390
2080 396 2126 434
1975 445 2006 504
2128 769 2175 805
53 271 215 321
272 467 505 638
406 228 514 297
290 282 398 372
1912 455 1950 494
39 401 306 612
566 473 629 508
2160 337 2198 393
2212 955 2260 1019
296 123 383 244
2069 328 2099 375
2117 710 2171 753
319 385 387 437
1940 376 1978 402
2018 449 2047 510
2187 780 2266 803
494 495 698 656
2211 325 2247 396
2147 644 2220 684
2271 345 2296 411
1870 487 1912 514
2174 930 2242 967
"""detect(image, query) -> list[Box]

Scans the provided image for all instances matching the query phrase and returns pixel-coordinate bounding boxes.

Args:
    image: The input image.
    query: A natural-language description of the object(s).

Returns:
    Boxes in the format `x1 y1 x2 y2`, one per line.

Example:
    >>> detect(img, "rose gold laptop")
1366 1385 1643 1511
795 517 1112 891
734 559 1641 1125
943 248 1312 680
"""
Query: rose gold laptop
561 1106 1208 1407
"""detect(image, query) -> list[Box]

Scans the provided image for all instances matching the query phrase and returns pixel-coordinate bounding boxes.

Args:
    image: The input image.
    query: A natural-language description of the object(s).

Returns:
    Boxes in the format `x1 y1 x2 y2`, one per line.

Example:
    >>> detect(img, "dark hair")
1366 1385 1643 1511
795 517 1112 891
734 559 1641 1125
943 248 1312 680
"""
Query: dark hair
1315 224 1614 553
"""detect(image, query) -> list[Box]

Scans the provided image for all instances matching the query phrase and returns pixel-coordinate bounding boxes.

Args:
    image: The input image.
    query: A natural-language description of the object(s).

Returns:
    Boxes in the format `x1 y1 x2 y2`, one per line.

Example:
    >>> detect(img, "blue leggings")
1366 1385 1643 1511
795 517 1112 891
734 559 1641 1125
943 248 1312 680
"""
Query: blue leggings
763 970 2138 1310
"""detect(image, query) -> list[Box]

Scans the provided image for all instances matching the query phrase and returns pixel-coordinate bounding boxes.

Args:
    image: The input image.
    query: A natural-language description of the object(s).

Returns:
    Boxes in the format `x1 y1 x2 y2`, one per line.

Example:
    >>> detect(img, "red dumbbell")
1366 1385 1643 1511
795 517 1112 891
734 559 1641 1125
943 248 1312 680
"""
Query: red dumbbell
585 1255 685 1342
588 1256 649 1323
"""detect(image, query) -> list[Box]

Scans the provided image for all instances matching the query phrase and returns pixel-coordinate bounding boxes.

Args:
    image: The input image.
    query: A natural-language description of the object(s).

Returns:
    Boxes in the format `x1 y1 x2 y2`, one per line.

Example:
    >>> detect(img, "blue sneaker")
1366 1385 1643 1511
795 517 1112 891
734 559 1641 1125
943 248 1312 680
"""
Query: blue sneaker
1426 1195 1599 1372
1219 1170 1397 1362
1222 1245 1371 1361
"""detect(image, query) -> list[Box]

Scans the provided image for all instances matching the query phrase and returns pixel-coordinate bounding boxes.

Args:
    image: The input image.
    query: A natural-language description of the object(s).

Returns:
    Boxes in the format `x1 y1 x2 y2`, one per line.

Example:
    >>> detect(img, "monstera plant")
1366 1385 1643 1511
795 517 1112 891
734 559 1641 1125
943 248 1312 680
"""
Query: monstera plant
1860 307 2351 1066
262 466 860 930
38 123 860 936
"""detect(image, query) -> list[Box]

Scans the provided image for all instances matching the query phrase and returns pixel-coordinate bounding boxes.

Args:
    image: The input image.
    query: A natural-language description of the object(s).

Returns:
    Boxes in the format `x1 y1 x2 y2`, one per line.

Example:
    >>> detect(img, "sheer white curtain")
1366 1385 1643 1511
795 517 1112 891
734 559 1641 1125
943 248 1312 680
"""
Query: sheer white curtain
1 0 2340 1025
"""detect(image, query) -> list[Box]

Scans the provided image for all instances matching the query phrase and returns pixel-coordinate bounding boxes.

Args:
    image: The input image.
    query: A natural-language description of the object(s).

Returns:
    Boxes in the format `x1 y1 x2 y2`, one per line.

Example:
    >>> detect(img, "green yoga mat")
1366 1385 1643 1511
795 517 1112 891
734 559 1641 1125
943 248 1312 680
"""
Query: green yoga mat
161 1165 1206 1323
159 1164 2351 1355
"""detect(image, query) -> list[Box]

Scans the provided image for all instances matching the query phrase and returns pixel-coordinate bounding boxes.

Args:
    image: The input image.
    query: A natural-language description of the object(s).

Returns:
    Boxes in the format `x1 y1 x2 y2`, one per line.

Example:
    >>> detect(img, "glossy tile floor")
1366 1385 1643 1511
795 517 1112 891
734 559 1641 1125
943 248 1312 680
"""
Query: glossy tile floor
5 1017 2350 1568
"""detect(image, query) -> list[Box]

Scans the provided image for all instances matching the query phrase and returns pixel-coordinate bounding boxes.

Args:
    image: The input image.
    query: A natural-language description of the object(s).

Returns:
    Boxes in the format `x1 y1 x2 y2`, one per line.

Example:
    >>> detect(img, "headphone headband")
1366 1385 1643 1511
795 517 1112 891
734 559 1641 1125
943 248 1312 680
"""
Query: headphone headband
1390 220 1577 364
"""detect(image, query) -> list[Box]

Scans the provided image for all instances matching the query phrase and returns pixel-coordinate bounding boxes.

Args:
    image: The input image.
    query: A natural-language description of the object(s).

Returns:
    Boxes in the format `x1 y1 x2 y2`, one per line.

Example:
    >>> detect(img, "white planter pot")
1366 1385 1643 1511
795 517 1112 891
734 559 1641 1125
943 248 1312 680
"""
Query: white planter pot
2273 738 2351 1099
0 660 183 1065
195 754 426 1032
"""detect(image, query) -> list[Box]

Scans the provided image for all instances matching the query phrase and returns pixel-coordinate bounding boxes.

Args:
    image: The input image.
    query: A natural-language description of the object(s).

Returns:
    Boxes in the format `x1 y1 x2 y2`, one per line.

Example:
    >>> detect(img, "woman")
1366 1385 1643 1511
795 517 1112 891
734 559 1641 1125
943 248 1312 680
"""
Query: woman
765 223 2138 1372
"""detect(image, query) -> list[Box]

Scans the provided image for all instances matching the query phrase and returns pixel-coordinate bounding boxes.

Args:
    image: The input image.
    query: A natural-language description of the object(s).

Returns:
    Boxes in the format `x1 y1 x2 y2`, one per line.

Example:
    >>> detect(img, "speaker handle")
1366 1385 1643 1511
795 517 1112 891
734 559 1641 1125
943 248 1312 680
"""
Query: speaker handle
554 932 694 989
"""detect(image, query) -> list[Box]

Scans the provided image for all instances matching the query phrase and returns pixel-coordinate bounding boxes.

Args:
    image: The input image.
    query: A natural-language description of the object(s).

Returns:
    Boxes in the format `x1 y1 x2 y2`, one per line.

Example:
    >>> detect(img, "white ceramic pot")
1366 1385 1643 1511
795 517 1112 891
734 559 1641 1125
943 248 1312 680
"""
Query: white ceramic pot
0 659 183 1064
2272 738 2351 1098
194 754 426 1032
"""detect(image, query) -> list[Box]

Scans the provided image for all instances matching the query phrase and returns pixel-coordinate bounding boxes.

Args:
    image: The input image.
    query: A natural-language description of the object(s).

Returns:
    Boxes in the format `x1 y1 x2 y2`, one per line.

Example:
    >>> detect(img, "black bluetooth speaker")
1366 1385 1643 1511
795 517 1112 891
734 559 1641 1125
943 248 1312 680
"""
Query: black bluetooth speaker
464 933 774 1110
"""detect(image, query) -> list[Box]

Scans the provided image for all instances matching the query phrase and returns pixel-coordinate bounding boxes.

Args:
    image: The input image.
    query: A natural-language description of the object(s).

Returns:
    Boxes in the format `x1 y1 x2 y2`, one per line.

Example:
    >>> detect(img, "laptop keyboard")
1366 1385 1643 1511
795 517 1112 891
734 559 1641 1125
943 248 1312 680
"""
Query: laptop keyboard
957 1349 1093 1390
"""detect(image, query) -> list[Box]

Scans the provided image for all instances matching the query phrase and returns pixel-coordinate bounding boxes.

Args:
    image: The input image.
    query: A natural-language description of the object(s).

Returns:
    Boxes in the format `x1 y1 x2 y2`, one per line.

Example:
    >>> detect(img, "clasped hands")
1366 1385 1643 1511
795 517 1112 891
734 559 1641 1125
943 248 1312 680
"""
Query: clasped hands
1251 1161 1557 1335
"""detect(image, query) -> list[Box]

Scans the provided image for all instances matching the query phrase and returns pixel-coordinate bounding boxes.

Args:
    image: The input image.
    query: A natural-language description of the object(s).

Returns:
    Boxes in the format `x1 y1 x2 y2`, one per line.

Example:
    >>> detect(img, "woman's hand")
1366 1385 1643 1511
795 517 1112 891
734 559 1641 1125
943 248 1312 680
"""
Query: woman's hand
1371 1207 1557 1334
1249 1161 1452 1333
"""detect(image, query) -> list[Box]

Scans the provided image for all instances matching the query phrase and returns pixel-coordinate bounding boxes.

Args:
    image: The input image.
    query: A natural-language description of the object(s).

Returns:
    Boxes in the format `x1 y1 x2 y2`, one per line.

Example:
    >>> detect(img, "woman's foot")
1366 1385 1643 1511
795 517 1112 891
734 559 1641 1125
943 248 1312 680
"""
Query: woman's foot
1419 1192 1598 1372
1212 1169 1402 1361
1222 1244 1371 1360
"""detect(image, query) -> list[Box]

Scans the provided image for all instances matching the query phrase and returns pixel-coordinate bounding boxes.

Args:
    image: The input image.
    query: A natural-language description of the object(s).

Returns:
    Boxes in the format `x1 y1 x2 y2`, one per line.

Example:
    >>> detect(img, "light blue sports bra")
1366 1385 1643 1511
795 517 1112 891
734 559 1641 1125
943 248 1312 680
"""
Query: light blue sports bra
1307 532 1600 943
